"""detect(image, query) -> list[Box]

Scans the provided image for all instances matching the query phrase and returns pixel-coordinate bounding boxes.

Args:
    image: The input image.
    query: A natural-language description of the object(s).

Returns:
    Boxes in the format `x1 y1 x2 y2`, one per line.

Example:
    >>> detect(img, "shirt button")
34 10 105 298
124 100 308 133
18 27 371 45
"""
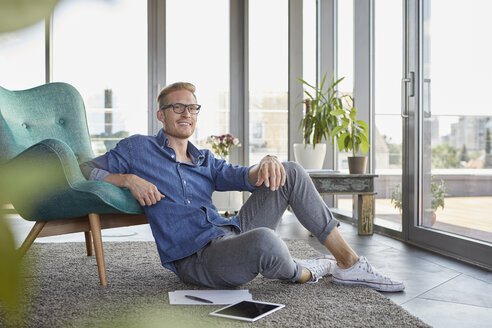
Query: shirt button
183 180 187 184
171 155 175 158
187 200 191 204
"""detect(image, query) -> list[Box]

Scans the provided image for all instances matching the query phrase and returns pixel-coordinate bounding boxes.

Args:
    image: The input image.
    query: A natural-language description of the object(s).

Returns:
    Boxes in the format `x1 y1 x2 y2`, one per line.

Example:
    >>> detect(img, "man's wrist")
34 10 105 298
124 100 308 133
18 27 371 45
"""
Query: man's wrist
123 174 137 188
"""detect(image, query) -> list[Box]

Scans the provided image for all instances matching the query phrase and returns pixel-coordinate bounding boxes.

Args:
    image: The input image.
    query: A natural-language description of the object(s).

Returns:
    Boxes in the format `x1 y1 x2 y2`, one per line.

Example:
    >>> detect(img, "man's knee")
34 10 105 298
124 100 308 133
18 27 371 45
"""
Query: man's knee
281 161 309 185
282 161 303 173
249 227 278 244
282 161 306 179
248 228 290 258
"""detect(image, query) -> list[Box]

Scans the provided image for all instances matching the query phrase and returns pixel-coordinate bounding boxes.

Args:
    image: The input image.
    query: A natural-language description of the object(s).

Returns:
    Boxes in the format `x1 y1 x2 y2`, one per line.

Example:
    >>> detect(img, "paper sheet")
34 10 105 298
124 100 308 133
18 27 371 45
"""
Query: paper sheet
169 289 252 305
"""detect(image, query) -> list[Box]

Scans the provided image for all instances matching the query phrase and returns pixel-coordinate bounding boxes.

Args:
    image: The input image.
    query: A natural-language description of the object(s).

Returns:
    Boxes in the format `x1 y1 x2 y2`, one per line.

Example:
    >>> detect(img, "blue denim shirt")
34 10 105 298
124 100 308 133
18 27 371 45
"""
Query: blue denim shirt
80 129 256 274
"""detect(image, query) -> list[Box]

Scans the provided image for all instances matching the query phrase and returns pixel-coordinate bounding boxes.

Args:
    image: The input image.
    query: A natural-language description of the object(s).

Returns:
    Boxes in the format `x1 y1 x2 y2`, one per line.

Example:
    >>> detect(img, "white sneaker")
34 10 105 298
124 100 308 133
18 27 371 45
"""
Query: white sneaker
294 255 337 283
332 256 405 292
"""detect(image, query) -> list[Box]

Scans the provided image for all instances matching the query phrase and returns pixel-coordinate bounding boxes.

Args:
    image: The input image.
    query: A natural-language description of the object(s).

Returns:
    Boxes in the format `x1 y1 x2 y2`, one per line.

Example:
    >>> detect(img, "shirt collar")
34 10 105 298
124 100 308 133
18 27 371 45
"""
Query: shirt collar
156 129 205 165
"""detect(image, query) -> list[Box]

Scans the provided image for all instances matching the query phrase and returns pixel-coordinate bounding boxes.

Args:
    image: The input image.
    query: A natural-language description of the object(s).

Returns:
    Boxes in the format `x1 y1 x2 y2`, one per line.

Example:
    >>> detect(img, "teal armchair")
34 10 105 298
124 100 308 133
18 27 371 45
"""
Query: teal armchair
0 82 147 285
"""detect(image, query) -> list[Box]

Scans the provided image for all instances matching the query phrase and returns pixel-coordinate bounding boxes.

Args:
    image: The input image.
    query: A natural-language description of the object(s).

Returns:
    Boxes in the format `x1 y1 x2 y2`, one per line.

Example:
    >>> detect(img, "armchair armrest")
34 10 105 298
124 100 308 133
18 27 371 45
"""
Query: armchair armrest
2 138 143 221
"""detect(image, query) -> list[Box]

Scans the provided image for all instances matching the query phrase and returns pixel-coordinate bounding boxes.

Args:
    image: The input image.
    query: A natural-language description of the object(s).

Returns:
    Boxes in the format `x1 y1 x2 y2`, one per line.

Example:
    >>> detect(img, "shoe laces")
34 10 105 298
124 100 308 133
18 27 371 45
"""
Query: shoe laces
308 260 331 282
358 256 387 280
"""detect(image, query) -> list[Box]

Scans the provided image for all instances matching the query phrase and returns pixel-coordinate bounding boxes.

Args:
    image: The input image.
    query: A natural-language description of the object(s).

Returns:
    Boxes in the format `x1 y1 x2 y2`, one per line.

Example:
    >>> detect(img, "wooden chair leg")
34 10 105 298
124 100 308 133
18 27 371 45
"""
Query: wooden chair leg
18 221 46 258
88 213 108 286
84 231 93 256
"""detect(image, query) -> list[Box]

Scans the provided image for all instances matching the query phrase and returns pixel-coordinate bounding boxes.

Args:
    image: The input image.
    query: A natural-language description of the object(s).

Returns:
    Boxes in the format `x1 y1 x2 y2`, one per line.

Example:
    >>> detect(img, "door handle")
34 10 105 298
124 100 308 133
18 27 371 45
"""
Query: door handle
401 72 415 118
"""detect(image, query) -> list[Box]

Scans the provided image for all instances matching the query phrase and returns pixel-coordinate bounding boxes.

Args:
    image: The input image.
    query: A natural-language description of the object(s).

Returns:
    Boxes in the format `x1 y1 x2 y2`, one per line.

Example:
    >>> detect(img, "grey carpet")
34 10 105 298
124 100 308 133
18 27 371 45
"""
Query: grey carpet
1 240 430 328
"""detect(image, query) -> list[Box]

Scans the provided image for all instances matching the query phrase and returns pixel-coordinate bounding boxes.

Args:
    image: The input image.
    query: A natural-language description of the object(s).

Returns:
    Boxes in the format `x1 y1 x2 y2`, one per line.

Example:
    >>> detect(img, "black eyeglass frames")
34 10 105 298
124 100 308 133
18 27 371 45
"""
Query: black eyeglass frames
160 102 201 115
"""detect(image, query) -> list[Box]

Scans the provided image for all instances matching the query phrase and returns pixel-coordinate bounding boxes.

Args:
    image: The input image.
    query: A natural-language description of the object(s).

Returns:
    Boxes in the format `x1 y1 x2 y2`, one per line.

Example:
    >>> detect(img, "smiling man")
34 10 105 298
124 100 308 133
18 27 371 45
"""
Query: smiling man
80 82 404 292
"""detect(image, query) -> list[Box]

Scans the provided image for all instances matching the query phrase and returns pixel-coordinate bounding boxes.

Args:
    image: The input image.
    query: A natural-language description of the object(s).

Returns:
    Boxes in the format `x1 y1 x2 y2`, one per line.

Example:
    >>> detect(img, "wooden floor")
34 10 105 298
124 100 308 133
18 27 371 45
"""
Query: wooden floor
338 196 492 243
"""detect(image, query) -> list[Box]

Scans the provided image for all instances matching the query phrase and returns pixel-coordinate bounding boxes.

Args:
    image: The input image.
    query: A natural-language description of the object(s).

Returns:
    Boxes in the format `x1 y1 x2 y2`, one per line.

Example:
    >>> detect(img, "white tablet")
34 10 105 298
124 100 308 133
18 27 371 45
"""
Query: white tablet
209 300 285 322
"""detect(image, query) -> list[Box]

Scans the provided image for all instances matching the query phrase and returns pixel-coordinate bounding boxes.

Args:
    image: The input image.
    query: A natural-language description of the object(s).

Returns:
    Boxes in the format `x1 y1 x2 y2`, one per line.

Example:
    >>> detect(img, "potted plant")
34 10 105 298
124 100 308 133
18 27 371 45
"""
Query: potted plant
330 96 370 174
294 73 346 170
206 134 243 215
390 178 447 226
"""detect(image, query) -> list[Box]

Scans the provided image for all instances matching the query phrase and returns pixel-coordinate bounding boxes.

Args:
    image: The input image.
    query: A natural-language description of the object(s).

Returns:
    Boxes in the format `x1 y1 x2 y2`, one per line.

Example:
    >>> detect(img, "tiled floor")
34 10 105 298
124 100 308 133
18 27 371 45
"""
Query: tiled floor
7 211 492 328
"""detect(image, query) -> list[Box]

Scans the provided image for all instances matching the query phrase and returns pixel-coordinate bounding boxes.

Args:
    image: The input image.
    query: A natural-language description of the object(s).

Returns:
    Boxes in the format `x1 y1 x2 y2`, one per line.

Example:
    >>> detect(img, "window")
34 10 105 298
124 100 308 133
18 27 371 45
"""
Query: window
52 0 148 155
372 0 404 231
303 0 317 86
336 0 354 171
0 21 45 90
249 0 288 165
166 0 230 151
335 0 355 215
421 0 492 243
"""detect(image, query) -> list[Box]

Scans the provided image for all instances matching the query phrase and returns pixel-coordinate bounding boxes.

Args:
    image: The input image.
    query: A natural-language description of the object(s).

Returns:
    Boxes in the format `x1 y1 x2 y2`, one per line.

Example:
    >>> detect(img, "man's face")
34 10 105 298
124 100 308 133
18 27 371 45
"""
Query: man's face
157 89 198 140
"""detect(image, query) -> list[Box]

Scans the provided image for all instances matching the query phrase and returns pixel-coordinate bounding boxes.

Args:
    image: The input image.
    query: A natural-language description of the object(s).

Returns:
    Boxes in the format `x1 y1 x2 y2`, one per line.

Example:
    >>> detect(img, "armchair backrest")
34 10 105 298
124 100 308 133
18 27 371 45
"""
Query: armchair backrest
0 82 95 163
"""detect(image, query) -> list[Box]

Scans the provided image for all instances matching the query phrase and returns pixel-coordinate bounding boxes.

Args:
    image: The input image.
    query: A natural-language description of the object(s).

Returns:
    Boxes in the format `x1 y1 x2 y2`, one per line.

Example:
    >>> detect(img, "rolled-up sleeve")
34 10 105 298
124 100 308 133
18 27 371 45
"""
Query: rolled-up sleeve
80 139 133 181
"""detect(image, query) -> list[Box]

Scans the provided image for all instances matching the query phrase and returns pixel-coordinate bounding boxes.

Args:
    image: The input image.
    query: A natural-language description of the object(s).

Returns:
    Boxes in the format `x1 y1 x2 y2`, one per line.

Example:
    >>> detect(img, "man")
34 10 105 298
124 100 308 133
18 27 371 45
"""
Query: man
81 82 404 292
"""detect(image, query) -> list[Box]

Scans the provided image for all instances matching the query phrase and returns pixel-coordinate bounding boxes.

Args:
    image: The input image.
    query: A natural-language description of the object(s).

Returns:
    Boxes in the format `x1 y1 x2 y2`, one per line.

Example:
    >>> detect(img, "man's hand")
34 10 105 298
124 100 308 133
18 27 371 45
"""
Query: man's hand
251 155 286 191
104 174 165 206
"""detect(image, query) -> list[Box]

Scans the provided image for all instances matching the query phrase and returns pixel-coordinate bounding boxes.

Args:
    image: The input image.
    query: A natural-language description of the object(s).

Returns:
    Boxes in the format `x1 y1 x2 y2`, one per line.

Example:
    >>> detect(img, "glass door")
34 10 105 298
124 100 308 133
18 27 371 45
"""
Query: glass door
373 0 404 233
406 0 492 269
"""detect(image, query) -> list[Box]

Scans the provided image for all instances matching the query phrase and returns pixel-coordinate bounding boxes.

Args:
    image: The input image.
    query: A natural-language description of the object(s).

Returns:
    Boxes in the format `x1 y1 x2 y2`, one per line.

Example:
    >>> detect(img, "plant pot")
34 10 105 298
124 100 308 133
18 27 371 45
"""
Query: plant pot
293 143 326 170
348 156 368 174
422 209 437 227
430 211 437 226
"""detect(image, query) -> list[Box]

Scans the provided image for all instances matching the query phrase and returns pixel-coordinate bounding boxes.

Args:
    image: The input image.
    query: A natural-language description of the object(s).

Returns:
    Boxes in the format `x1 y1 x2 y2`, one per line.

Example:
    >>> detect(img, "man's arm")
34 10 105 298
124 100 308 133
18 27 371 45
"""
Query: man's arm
80 140 165 207
103 173 165 207
249 155 286 191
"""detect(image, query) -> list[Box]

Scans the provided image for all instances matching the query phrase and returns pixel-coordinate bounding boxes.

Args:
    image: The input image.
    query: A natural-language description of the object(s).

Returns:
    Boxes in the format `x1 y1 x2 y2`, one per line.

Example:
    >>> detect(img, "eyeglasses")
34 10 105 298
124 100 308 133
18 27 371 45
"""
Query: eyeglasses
160 102 201 115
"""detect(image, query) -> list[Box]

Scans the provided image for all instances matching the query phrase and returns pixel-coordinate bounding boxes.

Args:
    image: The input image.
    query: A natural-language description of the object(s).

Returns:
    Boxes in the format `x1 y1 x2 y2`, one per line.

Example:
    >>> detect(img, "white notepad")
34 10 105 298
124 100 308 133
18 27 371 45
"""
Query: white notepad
169 289 252 305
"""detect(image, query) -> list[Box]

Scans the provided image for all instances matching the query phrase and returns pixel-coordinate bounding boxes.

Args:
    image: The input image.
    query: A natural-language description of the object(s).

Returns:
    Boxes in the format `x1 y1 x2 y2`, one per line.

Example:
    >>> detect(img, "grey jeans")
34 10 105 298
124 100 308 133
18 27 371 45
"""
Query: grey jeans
174 161 339 288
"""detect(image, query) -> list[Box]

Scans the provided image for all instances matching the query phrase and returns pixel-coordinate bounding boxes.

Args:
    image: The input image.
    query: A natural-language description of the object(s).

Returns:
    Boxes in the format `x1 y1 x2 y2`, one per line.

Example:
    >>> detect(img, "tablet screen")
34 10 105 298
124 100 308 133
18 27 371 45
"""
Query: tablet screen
210 300 285 322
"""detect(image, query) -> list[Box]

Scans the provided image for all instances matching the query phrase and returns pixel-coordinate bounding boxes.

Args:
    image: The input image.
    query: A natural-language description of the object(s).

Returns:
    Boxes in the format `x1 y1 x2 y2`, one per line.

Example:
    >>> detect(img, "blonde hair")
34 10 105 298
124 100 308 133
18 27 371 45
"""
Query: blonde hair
157 82 197 109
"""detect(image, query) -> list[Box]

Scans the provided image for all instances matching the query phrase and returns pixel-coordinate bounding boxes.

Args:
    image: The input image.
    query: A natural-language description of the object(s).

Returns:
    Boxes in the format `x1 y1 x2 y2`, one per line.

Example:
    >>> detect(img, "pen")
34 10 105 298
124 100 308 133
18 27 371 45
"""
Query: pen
185 294 214 304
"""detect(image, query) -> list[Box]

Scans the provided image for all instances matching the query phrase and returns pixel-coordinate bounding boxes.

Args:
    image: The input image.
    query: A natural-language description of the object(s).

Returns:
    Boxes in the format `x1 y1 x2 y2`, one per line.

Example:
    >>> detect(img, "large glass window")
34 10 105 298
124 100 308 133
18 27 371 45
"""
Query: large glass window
303 0 317 87
336 0 354 171
372 0 404 231
335 0 355 215
249 0 288 165
166 0 230 151
52 0 148 155
421 0 492 243
0 21 45 90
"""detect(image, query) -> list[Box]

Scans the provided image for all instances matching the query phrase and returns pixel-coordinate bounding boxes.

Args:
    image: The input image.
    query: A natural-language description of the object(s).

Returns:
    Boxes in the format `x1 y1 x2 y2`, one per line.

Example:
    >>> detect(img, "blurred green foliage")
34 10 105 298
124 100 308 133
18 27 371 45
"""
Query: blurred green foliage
0 170 25 326
431 142 460 168
0 0 60 32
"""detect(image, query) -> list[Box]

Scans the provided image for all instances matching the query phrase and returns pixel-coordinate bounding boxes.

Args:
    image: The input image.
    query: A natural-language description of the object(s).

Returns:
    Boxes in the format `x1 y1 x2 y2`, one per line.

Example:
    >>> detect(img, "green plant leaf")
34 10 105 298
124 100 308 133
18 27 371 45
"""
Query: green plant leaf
303 90 315 100
349 110 357 121
331 109 345 116
337 132 348 151
298 78 317 90
331 126 343 137
357 120 369 129
360 140 370 155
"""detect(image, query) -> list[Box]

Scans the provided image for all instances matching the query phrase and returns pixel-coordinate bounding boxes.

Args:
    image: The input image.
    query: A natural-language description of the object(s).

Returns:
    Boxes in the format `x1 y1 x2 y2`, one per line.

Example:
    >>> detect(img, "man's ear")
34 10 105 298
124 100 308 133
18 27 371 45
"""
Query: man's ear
157 109 165 123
